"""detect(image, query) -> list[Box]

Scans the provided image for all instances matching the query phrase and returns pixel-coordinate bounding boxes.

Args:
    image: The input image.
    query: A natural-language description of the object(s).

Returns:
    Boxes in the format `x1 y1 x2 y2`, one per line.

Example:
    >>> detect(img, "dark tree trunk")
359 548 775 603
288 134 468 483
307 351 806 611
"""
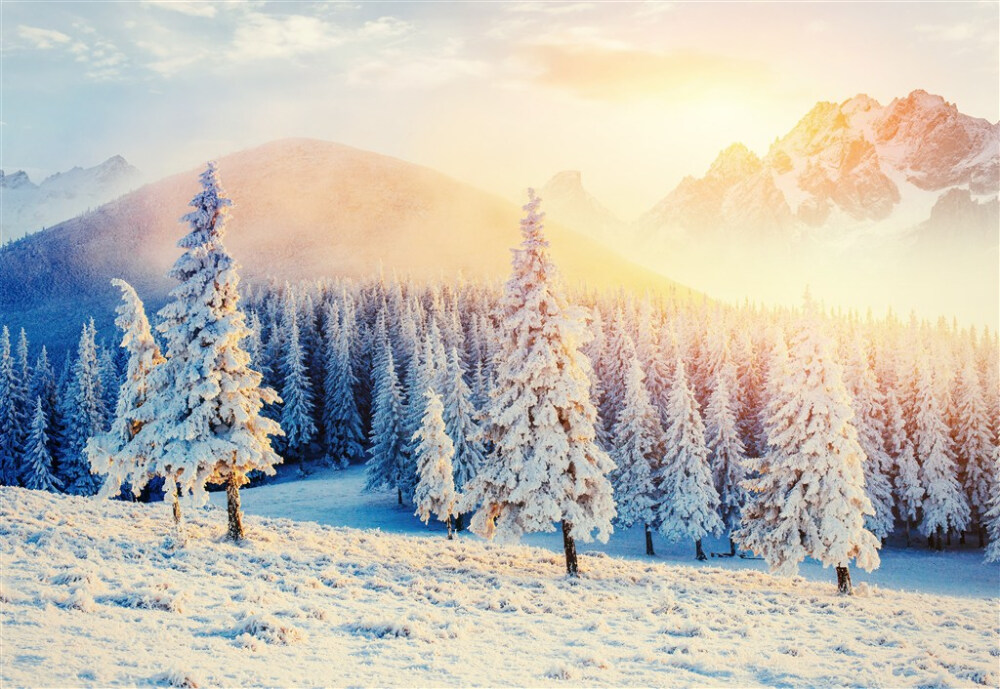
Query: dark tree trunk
446 515 454 540
172 488 182 526
695 538 707 561
227 476 245 542
904 519 911 547
644 523 655 556
397 487 403 506
836 565 852 595
455 513 465 532
729 537 737 557
959 530 965 546
562 521 579 577
927 534 934 549
936 526 944 551
979 526 986 548
946 529 952 547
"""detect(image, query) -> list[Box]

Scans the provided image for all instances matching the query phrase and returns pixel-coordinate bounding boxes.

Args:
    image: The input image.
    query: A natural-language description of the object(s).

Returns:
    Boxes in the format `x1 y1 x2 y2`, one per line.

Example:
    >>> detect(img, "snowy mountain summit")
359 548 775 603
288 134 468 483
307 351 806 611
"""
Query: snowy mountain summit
1 155 142 241
636 90 998 248
540 170 626 244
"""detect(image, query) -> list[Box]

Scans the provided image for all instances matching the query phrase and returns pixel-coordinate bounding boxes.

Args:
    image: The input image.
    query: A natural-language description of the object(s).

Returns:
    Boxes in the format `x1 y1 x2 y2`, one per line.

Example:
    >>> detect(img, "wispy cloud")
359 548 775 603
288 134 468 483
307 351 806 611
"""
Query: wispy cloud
144 1 218 19
347 40 486 88
521 41 767 101
914 21 997 45
17 25 71 49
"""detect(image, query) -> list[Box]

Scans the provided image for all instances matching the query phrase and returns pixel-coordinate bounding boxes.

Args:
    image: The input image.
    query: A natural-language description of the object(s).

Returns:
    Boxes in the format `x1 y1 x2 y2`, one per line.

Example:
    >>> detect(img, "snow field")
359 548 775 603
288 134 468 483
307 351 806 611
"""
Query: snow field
2 486 997 688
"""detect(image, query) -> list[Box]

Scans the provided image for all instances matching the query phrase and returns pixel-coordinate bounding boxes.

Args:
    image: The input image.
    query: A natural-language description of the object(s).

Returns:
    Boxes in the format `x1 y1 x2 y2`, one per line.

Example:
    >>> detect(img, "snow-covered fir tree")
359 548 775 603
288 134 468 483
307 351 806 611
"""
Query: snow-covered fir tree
413 389 459 539
86 279 165 500
610 355 663 556
466 190 616 576
0 326 22 486
652 355 722 561
28 346 56 424
136 162 283 540
365 337 406 502
63 320 108 496
910 350 970 549
983 447 1000 563
735 311 880 594
441 346 484 499
704 349 746 555
399 337 435 503
842 333 896 541
884 382 923 546
322 301 365 468
951 358 994 545
22 396 62 492
280 292 317 459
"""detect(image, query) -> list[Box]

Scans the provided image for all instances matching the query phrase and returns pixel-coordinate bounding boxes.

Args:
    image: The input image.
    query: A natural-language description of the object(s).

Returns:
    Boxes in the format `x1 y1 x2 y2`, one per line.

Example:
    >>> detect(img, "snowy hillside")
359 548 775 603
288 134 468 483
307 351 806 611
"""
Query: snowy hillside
0 138 681 352
3 486 997 688
0 156 141 241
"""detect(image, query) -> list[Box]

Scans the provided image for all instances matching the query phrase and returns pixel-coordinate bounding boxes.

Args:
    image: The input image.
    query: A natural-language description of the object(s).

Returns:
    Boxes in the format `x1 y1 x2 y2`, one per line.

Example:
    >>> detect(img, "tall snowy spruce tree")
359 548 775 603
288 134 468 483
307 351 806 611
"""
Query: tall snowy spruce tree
442 346 485 528
653 355 722 561
138 162 283 540
910 350 969 549
279 292 317 460
983 447 1000 563
86 279 165 499
365 335 406 502
736 311 880 594
0 326 22 486
322 302 365 468
413 389 459 539
466 190 616 576
704 351 747 556
610 355 663 556
22 396 62 492
952 359 993 545
64 320 108 496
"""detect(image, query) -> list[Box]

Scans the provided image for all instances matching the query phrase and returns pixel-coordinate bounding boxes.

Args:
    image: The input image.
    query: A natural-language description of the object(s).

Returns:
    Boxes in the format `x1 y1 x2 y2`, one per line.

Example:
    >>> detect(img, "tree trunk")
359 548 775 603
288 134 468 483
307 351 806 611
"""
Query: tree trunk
455 513 465 533
979 525 986 548
946 529 951 547
644 523 655 556
397 487 403 506
695 538 707 561
936 526 944 551
836 565 852 595
729 537 737 557
227 476 245 542
904 519 910 547
172 489 182 526
562 521 579 577
959 530 965 546
446 515 454 540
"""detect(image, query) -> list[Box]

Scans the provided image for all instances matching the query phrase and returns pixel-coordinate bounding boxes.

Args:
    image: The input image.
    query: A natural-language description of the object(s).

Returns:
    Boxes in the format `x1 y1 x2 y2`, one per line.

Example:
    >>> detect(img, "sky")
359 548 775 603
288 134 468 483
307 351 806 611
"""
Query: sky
2 1 998 220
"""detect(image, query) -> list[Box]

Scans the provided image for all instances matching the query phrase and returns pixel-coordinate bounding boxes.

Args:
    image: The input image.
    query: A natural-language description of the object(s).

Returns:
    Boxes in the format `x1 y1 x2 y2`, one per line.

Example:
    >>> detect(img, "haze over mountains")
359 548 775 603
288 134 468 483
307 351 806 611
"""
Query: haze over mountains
541 90 998 325
0 139 680 351
0 156 142 241
1 90 996 350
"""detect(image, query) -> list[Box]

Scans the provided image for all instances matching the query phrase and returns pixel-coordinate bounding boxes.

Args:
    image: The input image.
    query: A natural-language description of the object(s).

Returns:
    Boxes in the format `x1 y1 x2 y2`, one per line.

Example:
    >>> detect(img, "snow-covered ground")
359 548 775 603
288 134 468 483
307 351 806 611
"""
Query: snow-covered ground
212 464 1000 600
3 483 996 687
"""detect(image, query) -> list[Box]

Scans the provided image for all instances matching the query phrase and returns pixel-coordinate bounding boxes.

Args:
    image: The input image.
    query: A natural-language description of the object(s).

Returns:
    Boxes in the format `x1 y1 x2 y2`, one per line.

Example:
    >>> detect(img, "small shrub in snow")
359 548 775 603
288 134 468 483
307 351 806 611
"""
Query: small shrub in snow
232 610 306 646
110 583 188 613
152 669 201 688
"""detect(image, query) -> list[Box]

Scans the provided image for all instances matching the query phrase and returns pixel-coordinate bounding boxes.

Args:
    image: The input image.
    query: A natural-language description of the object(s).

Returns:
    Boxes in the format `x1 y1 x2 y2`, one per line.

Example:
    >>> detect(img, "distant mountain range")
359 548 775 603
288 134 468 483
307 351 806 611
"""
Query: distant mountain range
1 156 143 241
539 90 998 325
0 139 681 352
544 90 998 250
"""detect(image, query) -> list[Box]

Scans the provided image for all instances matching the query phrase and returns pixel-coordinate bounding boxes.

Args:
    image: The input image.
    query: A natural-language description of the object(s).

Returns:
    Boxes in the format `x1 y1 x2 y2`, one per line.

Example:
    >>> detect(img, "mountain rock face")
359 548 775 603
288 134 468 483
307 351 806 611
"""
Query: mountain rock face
0 139 682 351
636 90 998 246
1 156 142 241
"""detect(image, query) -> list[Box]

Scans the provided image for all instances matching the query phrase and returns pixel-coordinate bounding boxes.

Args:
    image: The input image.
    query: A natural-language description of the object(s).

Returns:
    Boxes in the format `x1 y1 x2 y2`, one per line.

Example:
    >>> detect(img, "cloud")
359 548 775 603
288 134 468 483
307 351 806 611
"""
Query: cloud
227 13 343 62
914 21 997 45
17 25 72 49
505 2 596 15
520 42 768 101
144 1 218 18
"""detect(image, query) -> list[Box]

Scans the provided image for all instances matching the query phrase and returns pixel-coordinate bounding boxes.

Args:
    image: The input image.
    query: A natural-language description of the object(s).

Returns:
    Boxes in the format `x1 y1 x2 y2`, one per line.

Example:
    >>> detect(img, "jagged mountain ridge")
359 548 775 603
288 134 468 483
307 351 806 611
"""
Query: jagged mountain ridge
0 138 684 352
1 155 143 242
633 90 998 247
